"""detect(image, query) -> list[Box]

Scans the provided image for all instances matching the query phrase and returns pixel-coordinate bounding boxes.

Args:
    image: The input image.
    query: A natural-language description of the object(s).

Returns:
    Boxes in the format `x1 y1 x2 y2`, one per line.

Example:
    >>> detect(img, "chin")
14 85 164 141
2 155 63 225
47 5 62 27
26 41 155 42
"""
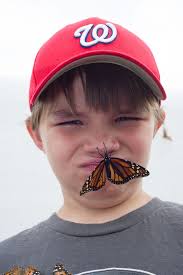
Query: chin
81 191 126 209
82 180 129 198
80 178 141 202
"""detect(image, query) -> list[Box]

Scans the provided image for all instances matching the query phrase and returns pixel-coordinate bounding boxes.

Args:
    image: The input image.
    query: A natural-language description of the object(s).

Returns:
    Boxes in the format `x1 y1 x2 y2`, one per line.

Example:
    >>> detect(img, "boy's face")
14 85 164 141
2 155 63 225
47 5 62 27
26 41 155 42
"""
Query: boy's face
29 74 159 209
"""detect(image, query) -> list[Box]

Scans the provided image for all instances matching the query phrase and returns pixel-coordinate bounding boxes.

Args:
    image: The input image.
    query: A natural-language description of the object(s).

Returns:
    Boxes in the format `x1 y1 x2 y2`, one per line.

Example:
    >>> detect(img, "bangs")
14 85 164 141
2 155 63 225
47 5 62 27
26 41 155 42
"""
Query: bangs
31 63 160 128
79 64 158 113
39 63 159 114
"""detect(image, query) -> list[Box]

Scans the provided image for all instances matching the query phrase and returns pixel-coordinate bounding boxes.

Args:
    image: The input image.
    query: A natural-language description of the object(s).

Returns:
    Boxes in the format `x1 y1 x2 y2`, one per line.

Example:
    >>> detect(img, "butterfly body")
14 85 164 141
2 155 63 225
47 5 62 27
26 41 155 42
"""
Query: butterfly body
103 155 111 178
80 149 150 195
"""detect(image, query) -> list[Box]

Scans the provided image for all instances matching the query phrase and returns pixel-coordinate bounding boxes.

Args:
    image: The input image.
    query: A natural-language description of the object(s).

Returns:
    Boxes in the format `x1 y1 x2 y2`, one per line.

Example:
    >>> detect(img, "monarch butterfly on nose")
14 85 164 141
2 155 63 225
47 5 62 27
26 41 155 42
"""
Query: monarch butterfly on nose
80 143 150 196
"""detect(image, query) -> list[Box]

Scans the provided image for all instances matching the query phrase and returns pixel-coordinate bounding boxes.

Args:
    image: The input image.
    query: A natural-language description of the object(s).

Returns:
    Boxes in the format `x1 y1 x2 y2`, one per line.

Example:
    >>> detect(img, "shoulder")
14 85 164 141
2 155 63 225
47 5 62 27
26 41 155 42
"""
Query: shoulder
0 217 53 252
151 199 183 231
158 199 183 217
0 216 53 271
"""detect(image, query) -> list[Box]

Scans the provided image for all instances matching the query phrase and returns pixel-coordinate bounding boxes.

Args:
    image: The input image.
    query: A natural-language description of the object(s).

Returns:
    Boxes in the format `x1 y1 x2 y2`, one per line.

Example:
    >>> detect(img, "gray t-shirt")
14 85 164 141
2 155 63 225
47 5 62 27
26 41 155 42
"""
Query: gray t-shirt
0 197 183 275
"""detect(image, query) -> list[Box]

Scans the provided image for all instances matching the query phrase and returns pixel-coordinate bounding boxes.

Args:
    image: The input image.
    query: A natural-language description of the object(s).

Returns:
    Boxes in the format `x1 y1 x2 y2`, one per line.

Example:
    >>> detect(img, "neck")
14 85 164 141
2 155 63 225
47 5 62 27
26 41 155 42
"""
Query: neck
57 186 152 224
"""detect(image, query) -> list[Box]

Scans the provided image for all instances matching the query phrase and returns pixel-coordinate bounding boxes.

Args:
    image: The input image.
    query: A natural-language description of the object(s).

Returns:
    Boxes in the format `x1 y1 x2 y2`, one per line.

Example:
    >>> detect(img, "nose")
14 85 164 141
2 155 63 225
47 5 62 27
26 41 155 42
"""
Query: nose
83 130 120 157
96 140 120 157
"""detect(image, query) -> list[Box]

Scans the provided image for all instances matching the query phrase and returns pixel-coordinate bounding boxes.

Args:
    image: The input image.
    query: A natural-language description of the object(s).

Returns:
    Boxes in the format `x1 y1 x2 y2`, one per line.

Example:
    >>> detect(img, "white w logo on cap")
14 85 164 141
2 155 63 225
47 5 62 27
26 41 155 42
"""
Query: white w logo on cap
74 23 117 47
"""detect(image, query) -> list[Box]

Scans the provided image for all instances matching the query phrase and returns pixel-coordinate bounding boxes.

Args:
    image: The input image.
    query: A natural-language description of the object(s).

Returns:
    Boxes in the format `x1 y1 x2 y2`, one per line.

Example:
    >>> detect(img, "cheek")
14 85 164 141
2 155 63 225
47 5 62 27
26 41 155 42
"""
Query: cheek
42 138 72 184
42 131 85 191
126 125 154 165
42 130 80 173
141 136 154 164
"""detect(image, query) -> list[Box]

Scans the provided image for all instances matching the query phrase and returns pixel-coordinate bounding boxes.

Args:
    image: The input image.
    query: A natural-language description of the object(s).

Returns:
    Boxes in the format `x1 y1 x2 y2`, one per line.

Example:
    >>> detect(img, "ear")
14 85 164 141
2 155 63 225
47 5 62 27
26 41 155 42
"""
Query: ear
153 110 166 137
26 119 45 152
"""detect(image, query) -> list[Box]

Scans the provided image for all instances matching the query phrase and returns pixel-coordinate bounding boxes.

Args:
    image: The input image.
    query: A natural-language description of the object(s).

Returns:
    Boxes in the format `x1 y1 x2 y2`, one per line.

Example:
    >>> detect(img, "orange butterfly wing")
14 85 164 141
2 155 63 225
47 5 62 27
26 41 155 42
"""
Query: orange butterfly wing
80 160 106 195
108 158 149 184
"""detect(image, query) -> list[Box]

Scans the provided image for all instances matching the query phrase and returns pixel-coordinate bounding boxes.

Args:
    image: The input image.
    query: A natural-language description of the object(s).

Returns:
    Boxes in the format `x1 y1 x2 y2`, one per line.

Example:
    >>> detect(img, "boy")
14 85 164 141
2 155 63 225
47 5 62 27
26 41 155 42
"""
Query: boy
0 17 183 275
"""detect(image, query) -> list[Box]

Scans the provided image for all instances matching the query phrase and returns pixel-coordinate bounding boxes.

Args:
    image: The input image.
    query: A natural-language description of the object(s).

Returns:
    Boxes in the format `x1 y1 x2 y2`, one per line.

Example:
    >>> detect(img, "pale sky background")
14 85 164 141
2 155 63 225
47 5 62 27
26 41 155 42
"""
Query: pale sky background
0 0 183 241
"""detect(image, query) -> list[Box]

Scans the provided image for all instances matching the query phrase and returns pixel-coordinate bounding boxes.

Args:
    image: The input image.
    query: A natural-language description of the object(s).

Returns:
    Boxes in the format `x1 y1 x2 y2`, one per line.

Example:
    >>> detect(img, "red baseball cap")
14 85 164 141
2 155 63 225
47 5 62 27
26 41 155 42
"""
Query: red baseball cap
29 17 166 110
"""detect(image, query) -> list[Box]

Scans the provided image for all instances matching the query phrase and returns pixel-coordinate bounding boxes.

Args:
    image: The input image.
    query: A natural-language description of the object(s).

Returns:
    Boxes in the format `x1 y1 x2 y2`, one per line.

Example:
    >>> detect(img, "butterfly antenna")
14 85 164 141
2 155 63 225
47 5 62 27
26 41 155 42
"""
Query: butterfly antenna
103 142 107 153
103 142 115 157
103 142 110 157
96 146 103 157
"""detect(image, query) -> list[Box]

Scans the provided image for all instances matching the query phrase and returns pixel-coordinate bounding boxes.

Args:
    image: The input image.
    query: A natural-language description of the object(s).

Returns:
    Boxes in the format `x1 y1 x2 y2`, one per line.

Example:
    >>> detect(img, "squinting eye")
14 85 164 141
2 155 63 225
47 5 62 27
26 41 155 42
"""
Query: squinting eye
115 117 140 122
56 120 83 126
